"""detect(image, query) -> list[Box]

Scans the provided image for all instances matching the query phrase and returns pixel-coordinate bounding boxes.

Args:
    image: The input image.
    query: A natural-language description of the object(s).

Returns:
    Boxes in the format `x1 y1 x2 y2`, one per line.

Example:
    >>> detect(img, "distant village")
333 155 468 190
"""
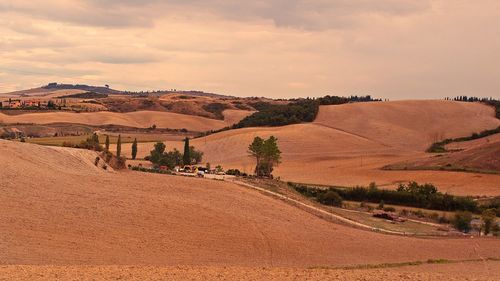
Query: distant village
0 98 63 110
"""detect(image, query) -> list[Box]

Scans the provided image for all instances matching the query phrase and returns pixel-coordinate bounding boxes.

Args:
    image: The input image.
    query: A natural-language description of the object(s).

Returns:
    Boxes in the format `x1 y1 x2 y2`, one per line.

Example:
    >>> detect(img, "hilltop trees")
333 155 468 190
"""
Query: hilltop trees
248 136 281 177
131 138 138 160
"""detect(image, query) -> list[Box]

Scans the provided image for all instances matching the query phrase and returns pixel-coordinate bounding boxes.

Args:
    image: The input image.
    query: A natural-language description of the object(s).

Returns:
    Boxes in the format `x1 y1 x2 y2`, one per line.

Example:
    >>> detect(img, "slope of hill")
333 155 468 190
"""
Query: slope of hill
1 140 499 269
314 100 499 151
139 100 499 196
385 135 500 173
0 110 249 132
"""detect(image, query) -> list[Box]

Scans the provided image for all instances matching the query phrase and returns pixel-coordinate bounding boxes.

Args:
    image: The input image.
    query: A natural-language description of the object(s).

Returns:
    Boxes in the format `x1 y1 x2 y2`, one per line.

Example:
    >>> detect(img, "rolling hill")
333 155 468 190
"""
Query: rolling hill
122 100 500 196
0 109 253 132
1 140 499 268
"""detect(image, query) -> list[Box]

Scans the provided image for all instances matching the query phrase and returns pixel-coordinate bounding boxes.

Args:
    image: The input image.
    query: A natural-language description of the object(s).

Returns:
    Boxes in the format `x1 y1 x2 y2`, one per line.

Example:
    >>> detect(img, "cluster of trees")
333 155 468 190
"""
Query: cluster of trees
248 136 281 177
202 102 229 119
199 95 381 132
452 209 499 235
447 96 500 118
235 99 319 128
146 138 203 169
63 133 103 151
318 95 381 105
291 182 478 213
196 95 382 137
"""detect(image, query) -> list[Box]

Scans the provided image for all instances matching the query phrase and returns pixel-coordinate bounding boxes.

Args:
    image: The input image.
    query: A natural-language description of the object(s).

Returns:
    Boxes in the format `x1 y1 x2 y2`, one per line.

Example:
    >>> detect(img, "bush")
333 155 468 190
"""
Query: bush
453 211 473 233
290 182 478 213
317 191 343 207
226 169 242 176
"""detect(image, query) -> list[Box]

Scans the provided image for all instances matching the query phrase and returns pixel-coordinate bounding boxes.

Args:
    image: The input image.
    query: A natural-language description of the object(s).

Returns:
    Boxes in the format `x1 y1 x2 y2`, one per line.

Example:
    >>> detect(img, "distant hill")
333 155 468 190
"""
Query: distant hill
1 83 234 99
41 83 121 95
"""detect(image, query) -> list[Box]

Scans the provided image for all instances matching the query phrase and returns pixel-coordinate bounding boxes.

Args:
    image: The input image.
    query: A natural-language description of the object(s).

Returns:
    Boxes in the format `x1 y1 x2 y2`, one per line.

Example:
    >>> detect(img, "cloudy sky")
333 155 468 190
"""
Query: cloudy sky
0 0 499 99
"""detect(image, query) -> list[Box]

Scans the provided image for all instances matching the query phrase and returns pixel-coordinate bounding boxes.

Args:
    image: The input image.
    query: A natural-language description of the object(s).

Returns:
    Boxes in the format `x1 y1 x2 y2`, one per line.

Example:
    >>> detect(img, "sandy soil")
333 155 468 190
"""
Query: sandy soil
0 109 246 132
0 261 499 280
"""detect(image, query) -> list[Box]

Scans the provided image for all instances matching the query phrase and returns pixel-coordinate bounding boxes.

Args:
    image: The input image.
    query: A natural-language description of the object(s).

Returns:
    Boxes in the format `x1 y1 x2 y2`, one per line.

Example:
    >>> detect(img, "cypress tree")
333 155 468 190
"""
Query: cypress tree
183 137 190 165
116 135 122 158
131 138 138 160
105 135 110 152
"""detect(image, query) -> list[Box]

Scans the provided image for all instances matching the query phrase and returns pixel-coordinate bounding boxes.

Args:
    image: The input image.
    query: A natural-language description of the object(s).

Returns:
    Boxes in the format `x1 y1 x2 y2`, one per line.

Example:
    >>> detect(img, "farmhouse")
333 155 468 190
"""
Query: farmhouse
1 99 22 108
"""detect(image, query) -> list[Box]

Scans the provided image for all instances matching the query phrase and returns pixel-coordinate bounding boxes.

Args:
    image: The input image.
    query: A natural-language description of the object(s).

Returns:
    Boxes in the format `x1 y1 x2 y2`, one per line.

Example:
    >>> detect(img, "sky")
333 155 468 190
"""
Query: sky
0 0 499 99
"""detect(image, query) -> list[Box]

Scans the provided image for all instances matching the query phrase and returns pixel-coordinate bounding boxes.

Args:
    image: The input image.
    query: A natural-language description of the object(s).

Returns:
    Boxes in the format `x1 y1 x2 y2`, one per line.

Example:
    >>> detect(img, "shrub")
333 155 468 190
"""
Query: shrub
453 211 473 233
317 191 343 207
481 209 496 235
226 169 242 176
290 182 478 213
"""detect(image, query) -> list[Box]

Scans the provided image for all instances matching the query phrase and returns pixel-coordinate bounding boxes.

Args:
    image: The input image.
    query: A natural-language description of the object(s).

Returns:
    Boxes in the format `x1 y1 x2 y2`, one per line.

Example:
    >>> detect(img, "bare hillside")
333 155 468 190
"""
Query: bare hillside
146 100 500 195
0 110 247 132
1 140 499 267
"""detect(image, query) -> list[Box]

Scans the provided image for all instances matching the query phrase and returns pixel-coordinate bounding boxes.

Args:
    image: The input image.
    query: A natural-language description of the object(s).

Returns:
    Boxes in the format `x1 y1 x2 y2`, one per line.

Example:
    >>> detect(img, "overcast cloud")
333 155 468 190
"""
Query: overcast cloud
0 0 499 99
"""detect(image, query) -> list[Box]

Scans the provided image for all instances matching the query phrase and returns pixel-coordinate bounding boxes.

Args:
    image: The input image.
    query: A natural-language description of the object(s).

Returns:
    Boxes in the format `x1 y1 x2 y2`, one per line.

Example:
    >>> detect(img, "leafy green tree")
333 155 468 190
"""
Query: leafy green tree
91 133 100 150
116 135 122 158
105 135 110 152
183 137 191 165
318 191 343 207
189 146 203 164
481 209 496 235
131 138 138 160
453 211 473 233
248 136 281 177
149 142 166 165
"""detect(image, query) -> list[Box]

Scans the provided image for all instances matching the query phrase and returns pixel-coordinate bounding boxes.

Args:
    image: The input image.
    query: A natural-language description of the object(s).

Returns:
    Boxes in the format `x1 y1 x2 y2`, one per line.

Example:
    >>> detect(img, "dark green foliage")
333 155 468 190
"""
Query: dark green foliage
452 211 473 232
248 136 281 177
148 141 202 169
131 138 138 160
291 182 478 212
236 99 319 128
226 169 242 176
47 100 57 109
183 137 191 165
71 133 102 151
116 135 122 158
195 95 380 137
189 146 203 164
478 198 500 217
482 209 496 235
105 135 110 152
202 102 229 119
59 91 108 99
317 190 343 207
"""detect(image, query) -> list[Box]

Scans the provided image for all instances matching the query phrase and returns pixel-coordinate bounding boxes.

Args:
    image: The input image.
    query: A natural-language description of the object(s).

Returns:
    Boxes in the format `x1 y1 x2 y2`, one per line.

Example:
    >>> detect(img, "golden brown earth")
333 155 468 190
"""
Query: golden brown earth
120 100 500 196
1 140 500 280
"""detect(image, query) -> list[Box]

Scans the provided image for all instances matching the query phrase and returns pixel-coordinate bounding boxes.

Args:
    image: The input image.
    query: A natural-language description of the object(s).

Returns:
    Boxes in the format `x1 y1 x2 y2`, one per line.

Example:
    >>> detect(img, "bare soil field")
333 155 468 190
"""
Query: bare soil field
1 260 499 280
385 140 500 174
1 140 500 270
124 101 500 196
0 109 247 132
